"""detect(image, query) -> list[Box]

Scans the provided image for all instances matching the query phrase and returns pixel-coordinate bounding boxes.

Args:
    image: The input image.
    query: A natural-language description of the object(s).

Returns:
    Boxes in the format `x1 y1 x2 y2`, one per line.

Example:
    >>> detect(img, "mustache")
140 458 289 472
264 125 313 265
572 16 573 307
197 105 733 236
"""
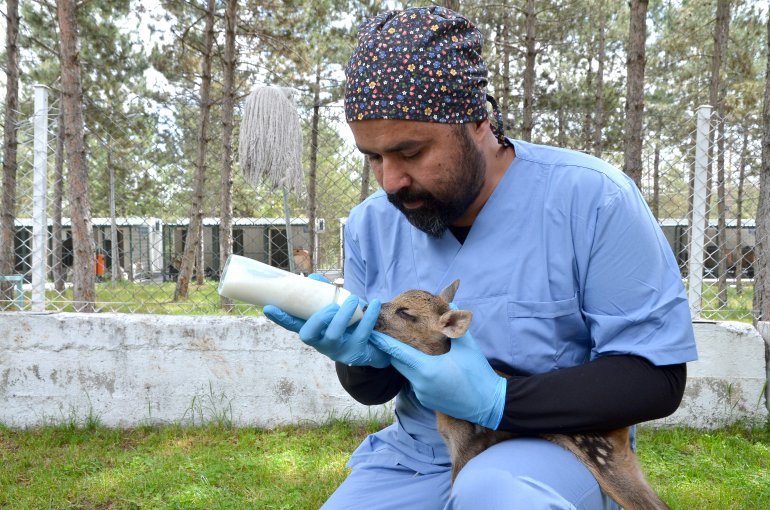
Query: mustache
387 188 435 207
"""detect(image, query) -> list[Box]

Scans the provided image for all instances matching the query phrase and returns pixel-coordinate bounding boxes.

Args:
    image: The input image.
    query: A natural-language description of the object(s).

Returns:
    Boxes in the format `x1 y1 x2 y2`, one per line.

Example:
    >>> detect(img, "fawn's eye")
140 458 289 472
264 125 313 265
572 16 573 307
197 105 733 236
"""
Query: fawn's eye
396 308 417 321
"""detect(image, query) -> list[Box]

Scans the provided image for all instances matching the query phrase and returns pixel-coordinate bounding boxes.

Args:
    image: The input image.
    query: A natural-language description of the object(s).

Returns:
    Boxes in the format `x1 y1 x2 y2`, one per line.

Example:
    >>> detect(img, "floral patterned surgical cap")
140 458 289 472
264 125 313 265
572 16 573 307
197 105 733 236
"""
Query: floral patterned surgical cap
345 6 489 125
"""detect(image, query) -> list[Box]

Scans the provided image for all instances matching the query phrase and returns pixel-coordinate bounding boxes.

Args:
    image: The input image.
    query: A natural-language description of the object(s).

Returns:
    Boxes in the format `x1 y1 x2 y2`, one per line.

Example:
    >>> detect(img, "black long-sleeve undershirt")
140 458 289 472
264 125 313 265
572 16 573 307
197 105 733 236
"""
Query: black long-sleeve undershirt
335 362 406 405
335 355 686 434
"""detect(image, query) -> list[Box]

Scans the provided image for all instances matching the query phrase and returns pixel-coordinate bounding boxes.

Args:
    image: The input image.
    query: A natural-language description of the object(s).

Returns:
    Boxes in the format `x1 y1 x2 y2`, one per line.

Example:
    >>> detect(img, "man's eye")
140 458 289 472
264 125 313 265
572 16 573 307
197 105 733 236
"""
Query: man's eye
402 152 420 161
396 308 417 321
367 154 382 163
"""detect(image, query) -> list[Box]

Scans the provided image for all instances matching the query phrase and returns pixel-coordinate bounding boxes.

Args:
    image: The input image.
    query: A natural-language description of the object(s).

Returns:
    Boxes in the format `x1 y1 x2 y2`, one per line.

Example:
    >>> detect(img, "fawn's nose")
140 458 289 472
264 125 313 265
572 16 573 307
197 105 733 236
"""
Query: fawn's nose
361 303 384 331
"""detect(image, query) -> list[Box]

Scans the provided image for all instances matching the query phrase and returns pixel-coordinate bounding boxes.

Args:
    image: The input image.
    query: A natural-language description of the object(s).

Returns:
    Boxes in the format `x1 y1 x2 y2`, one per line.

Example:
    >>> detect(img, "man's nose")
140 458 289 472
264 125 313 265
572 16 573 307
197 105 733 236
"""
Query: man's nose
379 159 411 194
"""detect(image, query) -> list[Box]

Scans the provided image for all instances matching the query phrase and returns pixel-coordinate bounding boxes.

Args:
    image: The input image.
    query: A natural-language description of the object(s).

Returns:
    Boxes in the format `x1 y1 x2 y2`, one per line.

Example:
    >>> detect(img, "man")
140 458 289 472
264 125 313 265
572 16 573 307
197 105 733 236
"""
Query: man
265 6 697 509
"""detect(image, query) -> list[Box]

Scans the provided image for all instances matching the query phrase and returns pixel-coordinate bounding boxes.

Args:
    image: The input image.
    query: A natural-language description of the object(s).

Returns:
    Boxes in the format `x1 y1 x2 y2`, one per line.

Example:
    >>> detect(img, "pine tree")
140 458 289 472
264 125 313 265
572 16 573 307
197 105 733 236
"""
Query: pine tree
1 0 20 308
623 0 649 188
58 0 96 311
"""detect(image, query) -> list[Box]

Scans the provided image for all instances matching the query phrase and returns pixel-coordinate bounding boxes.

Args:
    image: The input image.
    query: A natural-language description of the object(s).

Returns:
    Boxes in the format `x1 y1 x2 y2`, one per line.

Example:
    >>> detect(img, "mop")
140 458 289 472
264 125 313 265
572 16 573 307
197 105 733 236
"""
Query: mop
238 86 304 272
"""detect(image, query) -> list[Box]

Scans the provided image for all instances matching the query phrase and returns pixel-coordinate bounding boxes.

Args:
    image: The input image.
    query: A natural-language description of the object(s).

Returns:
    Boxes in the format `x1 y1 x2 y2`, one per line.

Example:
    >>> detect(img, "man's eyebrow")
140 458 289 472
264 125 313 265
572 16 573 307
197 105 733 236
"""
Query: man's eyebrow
356 140 426 155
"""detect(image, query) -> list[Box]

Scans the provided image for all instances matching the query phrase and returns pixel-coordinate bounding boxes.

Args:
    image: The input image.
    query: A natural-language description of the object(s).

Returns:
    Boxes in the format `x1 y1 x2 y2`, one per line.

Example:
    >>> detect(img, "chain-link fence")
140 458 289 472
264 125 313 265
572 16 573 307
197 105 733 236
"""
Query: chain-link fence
2 85 375 315
601 106 762 322
0 88 763 322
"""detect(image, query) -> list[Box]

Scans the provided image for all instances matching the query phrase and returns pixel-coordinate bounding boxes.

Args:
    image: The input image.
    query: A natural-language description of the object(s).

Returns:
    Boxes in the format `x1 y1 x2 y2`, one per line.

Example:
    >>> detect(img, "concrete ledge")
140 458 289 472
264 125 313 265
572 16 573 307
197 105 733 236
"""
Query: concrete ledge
755 321 770 413
0 314 767 429
0 312 389 428
652 321 768 428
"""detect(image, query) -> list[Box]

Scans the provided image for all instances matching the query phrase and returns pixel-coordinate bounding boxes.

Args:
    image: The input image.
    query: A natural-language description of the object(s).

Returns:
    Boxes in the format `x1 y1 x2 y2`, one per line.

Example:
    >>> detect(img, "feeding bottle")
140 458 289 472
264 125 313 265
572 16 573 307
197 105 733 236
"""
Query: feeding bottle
218 254 364 323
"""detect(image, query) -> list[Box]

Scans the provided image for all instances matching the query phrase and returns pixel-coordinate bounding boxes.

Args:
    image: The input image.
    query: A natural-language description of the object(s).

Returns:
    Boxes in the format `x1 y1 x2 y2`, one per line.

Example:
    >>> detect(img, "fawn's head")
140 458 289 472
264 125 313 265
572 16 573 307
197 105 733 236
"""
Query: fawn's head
374 280 472 355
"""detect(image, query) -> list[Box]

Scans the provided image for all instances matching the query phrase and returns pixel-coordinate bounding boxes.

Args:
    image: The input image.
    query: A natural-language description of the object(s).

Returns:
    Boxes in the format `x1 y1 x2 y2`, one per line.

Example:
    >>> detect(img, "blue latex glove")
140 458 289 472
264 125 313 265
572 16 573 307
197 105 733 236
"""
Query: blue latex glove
263 274 390 369
369 327 506 430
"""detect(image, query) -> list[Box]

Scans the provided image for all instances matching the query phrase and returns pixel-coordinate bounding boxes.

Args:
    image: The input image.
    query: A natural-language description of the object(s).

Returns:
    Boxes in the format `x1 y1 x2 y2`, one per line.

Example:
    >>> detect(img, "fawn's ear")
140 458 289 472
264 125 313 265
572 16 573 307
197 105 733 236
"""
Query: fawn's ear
439 279 461 304
438 309 472 338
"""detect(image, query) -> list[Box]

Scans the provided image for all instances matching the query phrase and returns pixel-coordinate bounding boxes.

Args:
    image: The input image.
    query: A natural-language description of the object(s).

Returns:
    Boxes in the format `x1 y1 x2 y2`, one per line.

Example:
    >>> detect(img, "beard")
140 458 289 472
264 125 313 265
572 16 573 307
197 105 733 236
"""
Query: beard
387 126 486 238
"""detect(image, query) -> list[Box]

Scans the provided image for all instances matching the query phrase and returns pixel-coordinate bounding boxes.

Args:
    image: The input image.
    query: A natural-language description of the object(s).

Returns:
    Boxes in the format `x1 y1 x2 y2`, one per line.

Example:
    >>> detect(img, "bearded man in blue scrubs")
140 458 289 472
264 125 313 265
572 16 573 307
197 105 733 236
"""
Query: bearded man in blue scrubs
265 6 698 510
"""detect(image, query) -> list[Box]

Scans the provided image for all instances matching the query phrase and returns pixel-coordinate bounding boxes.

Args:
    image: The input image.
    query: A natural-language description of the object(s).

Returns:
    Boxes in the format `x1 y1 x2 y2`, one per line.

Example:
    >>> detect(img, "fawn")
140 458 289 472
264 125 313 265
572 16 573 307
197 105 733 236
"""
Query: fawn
374 280 670 510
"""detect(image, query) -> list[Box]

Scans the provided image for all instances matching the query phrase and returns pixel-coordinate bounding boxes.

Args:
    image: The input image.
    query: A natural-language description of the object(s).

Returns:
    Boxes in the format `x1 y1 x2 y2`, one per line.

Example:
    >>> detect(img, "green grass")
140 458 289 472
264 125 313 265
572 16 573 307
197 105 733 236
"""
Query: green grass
637 424 770 509
698 282 755 322
0 278 751 320
0 420 382 510
43 280 264 316
1 421 768 509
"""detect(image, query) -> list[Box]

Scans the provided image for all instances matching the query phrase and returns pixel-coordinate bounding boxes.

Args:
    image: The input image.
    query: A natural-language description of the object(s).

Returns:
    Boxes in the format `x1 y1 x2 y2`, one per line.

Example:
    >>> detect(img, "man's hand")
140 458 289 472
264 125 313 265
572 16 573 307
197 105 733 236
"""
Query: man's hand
263 274 390 369
370 328 506 430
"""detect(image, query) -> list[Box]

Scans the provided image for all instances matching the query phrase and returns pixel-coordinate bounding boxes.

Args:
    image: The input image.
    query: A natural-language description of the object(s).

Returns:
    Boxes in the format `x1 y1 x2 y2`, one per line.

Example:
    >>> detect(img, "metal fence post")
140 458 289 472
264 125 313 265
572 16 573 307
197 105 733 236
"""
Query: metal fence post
31 84 49 312
687 105 712 319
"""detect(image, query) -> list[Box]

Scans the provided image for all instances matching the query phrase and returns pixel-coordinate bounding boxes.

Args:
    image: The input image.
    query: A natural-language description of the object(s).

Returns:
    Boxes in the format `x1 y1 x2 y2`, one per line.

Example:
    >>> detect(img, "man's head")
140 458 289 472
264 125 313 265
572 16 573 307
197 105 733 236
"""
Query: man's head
345 7 510 238
345 6 488 126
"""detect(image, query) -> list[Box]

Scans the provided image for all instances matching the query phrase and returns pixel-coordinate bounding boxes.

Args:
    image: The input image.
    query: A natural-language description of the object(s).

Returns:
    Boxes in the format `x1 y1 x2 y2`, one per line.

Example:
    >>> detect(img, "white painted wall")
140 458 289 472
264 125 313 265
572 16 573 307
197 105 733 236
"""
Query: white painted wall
654 321 768 428
0 313 766 429
0 313 389 428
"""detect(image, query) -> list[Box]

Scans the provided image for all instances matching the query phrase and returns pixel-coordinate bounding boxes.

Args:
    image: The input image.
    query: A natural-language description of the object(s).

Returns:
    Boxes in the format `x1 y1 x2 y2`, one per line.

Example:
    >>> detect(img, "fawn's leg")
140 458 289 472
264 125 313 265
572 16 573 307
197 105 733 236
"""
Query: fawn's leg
544 429 670 510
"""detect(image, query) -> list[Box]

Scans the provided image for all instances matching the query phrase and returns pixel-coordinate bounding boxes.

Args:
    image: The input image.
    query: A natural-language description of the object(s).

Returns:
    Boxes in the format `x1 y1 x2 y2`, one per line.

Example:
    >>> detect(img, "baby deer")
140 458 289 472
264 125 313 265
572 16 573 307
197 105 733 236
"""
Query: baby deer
375 279 670 510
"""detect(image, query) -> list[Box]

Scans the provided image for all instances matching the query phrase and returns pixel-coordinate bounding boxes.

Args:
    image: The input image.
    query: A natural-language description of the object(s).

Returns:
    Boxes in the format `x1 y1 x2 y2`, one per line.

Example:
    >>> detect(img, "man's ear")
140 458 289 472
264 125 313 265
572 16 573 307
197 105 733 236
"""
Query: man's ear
438 309 472 338
471 118 491 139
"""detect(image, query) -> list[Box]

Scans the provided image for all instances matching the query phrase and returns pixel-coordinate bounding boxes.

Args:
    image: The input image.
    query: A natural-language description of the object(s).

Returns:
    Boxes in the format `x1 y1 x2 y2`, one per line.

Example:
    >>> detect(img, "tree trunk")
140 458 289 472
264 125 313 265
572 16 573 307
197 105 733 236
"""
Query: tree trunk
443 0 460 11
709 0 730 119
52 106 66 292
557 63 566 147
521 0 537 142
710 0 730 306
702 1 731 255
219 0 237 309
307 65 322 273
753 13 770 324
716 110 727 306
652 127 660 219
583 59 593 152
108 147 122 284
706 0 730 302
500 3 512 134
174 0 215 301
623 0 648 189
1 0 20 307
735 130 748 295
197 225 204 285
58 0 96 312
593 0 606 157
360 157 371 203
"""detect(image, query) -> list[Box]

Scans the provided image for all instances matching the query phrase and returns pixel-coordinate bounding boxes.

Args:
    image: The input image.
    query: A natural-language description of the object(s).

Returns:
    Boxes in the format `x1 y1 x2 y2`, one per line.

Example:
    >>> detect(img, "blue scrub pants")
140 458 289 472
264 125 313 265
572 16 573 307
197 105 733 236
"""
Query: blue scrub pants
321 436 620 510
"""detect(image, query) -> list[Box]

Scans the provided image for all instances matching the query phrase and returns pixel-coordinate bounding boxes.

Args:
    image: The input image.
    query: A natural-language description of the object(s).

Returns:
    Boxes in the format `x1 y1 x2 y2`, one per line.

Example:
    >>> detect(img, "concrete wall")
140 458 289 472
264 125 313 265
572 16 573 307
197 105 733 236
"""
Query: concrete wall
654 321 768 428
0 313 767 429
0 313 389 428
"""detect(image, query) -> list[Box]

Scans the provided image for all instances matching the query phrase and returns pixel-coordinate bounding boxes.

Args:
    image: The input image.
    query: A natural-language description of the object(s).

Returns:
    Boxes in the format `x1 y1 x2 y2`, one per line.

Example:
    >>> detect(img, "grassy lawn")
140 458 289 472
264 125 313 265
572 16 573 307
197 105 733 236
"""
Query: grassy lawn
0 420 379 510
698 282 755 322
43 280 264 316
1 279 749 320
1 420 768 510
636 424 770 509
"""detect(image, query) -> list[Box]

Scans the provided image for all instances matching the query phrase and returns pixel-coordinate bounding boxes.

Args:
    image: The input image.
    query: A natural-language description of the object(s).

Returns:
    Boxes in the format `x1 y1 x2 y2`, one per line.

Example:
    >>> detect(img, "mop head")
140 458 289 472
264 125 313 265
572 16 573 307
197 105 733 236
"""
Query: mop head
239 86 304 193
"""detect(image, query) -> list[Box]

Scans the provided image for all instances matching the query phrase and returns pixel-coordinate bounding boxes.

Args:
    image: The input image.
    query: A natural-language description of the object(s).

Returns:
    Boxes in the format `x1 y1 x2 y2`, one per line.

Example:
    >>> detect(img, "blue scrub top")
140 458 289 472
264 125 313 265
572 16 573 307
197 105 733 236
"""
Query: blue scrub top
343 139 698 469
